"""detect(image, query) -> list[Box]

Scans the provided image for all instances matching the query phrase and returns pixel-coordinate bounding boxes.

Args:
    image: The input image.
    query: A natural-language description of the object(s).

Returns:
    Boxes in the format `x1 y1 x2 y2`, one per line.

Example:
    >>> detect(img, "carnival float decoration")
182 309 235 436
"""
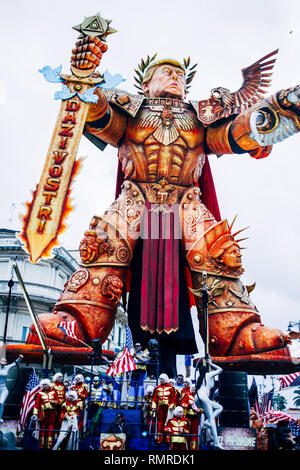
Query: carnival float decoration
6 12 300 375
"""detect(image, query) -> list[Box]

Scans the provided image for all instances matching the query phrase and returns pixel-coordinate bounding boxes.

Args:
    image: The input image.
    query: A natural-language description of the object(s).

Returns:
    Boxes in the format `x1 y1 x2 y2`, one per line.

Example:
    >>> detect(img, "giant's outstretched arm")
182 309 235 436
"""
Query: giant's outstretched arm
206 86 300 159
85 88 127 148
245 86 300 147
230 86 300 156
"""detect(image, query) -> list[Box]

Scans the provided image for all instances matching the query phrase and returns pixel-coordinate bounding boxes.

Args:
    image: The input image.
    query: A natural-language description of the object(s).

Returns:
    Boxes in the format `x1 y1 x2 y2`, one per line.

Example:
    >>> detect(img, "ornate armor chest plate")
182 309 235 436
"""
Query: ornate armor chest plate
119 99 206 186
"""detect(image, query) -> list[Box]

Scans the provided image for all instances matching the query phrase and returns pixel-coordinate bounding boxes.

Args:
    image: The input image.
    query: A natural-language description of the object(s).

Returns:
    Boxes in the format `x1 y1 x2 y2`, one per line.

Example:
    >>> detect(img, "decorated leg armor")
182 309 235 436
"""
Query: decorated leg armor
27 182 145 347
181 186 291 360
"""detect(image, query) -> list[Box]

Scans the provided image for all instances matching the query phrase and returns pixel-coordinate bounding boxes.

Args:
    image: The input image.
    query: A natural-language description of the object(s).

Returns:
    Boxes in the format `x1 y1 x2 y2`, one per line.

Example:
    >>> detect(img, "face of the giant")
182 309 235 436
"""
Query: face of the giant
143 64 186 99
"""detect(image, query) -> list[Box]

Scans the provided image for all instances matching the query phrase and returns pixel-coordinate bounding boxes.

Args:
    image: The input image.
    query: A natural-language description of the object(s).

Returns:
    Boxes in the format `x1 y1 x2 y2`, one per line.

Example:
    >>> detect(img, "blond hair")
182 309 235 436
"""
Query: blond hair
143 59 186 88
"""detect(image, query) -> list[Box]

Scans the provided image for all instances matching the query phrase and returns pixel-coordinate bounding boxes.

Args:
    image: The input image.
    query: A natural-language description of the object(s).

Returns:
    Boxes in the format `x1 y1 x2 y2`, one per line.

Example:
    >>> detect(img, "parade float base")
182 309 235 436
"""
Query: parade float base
5 344 114 365
210 353 300 375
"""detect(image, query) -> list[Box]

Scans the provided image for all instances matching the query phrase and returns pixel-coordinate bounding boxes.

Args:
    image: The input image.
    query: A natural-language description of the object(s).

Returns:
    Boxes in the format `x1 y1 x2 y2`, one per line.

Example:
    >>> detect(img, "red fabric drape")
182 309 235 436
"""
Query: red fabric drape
114 156 221 314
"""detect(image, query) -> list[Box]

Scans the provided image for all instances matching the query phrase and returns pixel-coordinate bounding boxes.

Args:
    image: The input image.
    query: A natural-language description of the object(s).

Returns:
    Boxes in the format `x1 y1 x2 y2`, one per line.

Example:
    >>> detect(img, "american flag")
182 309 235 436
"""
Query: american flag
261 410 297 426
279 372 300 390
125 323 133 350
106 347 136 377
57 320 79 340
259 388 274 415
16 369 41 434
248 377 260 414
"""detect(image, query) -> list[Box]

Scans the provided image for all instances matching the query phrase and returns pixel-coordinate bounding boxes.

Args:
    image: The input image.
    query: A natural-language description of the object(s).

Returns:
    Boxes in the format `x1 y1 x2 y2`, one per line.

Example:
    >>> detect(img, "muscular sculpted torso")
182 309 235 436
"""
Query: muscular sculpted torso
120 102 205 186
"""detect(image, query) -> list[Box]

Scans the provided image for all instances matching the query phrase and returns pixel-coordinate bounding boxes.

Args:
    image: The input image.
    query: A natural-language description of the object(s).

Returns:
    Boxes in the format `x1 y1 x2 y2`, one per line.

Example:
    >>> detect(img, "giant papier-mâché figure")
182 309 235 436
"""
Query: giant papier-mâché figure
21 14 300 375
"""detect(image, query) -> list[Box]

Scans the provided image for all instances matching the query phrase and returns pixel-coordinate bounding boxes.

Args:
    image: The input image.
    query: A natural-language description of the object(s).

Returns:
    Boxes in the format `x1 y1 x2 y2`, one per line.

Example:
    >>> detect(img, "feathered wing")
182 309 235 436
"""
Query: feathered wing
132 108 162 129
230 49 279 114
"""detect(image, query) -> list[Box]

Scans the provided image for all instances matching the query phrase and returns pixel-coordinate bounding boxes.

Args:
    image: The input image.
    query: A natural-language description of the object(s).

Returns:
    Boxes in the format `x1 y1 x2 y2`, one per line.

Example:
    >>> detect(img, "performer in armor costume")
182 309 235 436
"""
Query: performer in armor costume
32 379 59 449
53 390 81 450
26 37 300 374
180 383 202 450
51 372 66 429
71 374 89 403
164 406 191 451
152 373 177 443
70 374 88 435
128 343 150 408
179 378 191 405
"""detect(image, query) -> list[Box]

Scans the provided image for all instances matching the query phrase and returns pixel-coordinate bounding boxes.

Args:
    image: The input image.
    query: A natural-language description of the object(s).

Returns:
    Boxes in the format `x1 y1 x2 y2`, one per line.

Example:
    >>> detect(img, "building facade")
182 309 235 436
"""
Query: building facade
0 229 125 351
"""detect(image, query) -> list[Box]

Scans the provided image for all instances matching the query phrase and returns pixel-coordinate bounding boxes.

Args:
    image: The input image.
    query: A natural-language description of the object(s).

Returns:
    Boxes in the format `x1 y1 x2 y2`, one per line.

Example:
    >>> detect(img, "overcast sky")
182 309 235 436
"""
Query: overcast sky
1 0 300 359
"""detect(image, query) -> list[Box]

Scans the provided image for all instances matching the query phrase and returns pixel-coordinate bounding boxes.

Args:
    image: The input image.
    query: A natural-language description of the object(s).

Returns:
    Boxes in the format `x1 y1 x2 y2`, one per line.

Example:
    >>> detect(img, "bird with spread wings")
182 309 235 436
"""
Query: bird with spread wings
196 49 279 125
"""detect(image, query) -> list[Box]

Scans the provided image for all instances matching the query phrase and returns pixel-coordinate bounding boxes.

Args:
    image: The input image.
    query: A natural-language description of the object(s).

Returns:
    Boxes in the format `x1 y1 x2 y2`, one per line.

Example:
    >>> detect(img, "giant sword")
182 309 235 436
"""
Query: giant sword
19 14 118 263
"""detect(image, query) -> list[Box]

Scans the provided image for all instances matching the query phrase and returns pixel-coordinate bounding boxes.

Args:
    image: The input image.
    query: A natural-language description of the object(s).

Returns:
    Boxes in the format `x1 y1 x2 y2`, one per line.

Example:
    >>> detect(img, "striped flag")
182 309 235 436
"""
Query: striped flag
57 321 91 348
16 369 41 434
106 347 136 377
279 372 300 390
259 388 274 415
125 323 133 351
57 320 79 340
261 410 297 426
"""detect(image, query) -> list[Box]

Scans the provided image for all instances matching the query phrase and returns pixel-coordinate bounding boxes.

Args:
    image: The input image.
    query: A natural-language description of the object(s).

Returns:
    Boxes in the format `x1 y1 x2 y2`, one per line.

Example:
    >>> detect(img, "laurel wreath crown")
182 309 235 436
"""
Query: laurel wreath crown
134 54 197 95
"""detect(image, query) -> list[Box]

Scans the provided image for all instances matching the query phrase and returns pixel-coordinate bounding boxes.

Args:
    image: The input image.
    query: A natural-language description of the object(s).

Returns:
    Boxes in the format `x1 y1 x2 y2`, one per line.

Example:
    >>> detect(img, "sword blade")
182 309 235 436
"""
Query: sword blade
20 91 90 263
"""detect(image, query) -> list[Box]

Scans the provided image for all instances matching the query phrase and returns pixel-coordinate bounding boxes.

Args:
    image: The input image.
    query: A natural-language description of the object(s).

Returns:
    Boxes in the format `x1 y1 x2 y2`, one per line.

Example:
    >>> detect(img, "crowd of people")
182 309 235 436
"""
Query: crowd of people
16 344 300 451
27 367 206 450
18 342 208 450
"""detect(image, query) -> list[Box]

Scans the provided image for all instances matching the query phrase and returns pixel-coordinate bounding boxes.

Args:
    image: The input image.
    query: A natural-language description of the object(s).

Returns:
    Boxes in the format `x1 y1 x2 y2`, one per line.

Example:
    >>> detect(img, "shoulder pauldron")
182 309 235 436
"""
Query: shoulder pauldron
103 88 145 117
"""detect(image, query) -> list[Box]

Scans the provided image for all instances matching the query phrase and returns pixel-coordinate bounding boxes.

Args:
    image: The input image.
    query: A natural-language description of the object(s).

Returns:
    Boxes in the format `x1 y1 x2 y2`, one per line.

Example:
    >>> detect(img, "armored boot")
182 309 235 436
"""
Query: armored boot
181 187 292 361
26 265 126 347
26 181 145 348
189 273 291 359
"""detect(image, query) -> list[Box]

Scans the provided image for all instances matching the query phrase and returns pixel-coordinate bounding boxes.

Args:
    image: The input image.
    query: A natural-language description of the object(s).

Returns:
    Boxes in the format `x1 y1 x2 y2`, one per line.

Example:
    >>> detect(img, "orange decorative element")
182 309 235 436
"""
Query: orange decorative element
101 274 123 302
249 145 273 159
100 434 126 450
186 216 246 278
79 229 114 264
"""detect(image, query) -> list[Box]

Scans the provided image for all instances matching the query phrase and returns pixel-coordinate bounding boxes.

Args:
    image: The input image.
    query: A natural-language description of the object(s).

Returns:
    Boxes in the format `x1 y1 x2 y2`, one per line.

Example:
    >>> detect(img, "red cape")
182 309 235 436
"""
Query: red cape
115 157 221 311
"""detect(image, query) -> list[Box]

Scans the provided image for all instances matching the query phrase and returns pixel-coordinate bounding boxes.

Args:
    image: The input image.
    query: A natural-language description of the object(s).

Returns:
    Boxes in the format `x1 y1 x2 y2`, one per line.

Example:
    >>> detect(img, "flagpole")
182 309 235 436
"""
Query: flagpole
201 271 210 368
13 263 49 358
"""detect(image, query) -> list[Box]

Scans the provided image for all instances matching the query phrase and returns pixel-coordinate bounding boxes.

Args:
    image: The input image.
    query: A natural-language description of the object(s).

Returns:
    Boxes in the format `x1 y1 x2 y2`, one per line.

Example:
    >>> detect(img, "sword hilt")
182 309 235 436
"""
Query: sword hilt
71 14 117 78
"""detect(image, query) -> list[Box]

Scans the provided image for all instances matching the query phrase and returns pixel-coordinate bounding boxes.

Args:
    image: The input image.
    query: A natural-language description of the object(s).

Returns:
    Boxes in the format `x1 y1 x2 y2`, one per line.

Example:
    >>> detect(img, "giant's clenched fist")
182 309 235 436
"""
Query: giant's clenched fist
71 36 108 71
